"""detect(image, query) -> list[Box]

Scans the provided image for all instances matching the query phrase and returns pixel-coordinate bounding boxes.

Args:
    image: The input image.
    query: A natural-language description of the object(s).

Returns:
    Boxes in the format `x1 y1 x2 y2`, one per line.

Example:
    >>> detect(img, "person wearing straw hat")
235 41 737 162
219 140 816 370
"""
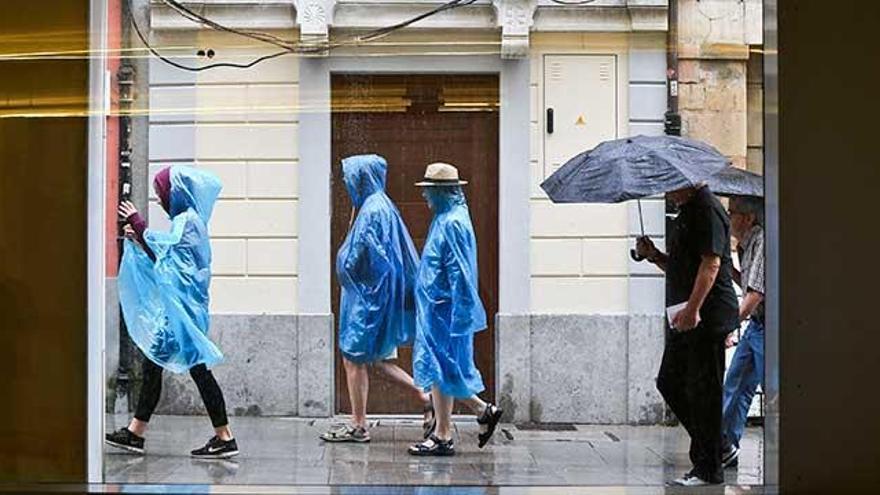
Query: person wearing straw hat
408 162 503 457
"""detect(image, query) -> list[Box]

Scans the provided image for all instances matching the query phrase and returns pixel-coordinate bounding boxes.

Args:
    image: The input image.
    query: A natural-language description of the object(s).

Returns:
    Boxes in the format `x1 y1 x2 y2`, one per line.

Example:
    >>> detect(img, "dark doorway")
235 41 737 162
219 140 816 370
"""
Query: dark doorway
331 74 499 414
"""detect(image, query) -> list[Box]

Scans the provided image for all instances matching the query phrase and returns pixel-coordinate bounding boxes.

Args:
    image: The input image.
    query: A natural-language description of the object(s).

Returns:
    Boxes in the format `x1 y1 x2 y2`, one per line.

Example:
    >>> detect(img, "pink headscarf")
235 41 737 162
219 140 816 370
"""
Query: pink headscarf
153 167 172 213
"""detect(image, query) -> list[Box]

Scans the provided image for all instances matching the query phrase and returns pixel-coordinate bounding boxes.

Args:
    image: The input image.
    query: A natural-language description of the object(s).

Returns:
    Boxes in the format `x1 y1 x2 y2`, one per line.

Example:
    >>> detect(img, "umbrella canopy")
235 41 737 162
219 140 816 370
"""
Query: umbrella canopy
705 166 764 197
540 135 731 204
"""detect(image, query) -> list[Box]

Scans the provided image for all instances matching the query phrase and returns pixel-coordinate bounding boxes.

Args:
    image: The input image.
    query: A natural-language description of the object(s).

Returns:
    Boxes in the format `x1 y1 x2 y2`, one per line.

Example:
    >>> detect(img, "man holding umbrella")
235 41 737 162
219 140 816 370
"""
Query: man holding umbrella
541 135 740 486
636 184 739 486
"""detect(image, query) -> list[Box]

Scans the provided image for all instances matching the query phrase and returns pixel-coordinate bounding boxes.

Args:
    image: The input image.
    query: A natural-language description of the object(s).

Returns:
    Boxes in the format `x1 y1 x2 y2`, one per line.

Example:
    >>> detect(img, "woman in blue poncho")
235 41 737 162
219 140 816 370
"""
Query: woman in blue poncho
408 163 503 457
104 165 238 459
320 154 434 443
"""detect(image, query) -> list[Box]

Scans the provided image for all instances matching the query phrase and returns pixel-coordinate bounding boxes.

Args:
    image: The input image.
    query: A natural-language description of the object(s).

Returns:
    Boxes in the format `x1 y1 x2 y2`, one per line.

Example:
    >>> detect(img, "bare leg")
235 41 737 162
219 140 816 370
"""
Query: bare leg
374 361 432 418
463 395 500 442
461 395 488 417
214 425 233 441
127 418 148 437
432 386 455 442
343 358 369 429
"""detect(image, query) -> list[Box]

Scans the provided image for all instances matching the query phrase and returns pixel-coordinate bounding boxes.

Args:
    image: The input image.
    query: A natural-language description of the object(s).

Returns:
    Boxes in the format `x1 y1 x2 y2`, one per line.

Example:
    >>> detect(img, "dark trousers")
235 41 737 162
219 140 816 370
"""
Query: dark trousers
657 325 725 482
135 358 229 428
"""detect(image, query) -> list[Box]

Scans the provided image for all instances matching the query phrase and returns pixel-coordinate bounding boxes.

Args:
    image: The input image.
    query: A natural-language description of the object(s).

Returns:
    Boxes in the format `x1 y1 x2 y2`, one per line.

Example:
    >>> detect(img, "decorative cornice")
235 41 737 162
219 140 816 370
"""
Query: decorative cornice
149 1 669 53
293 0 336 56
626 5 667 32
492 0 537 59
151 1 298 30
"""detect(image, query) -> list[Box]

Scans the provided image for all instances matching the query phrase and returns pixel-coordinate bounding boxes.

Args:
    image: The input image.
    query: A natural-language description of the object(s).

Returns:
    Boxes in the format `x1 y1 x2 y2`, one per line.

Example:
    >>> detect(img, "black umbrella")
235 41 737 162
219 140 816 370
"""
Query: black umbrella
540 135 730 203
540 134 731 260
705 166 764 197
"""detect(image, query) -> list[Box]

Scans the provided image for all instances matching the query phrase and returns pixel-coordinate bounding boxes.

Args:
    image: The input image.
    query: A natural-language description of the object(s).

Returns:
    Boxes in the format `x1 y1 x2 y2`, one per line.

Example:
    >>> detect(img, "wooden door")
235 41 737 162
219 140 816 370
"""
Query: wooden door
331 74 499 414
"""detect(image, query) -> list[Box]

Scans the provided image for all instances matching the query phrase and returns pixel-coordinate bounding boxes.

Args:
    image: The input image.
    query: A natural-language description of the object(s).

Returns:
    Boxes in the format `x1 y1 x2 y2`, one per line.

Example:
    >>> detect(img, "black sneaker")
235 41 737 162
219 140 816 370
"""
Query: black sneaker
191 436 239 459
476 403 503 448
669 472 714 486
722 444 741 468
105 427 145 455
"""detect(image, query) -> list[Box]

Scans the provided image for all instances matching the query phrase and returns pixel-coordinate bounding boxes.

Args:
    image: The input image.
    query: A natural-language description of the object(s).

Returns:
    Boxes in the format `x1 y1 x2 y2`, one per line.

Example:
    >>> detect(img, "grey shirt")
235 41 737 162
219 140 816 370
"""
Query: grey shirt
738 224 765 322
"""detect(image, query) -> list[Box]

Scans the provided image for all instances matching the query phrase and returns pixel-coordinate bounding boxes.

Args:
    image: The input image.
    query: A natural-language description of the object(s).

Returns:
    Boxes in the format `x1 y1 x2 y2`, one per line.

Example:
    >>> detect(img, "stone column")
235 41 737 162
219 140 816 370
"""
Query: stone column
676 0 750 168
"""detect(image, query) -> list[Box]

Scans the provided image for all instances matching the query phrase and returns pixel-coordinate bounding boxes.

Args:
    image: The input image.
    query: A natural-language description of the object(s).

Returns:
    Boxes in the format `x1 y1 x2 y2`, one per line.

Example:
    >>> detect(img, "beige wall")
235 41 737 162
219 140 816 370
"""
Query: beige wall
148 31 299 314
529 33 664 314
146 30 670 316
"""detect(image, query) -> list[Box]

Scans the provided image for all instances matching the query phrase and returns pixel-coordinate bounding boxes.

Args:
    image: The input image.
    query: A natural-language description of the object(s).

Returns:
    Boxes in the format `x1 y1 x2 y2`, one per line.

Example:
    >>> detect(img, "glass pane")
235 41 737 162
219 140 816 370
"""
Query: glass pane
93 0 770 487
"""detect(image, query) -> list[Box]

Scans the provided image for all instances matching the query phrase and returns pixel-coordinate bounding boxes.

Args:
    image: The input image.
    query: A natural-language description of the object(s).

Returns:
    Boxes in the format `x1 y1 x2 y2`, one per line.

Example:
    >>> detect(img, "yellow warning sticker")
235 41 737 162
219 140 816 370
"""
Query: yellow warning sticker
575 115 586 126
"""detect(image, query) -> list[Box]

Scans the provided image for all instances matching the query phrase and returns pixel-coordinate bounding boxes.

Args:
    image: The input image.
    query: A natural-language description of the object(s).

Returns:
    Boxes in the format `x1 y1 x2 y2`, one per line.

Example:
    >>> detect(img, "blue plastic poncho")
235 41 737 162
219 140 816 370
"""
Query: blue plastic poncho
118 166 224 373
337 155 420 364
413 186 487 399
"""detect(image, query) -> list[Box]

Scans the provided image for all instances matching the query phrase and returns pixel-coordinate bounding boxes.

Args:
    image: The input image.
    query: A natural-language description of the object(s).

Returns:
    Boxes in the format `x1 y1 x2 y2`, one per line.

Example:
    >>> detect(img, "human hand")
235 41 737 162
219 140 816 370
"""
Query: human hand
118 201 138 220
123 224 136 239
672 306 701 332
725 332 738 348
635 236 657 260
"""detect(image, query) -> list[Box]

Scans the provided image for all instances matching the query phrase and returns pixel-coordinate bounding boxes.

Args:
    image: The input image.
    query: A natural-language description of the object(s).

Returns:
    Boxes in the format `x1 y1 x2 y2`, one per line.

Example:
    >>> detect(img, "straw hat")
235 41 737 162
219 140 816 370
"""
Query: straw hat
415 162 468 186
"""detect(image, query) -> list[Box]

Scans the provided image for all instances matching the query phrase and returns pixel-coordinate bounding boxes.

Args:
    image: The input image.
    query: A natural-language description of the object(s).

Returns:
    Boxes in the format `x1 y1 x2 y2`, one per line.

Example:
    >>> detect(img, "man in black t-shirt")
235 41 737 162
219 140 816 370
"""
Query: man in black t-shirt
636 184 739 486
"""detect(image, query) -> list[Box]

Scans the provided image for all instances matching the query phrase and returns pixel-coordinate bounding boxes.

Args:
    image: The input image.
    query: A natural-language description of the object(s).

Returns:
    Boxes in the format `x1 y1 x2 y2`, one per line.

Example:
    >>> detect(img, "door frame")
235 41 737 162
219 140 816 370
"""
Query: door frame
87 0 108 482
328 75 502 413
297 56 532 413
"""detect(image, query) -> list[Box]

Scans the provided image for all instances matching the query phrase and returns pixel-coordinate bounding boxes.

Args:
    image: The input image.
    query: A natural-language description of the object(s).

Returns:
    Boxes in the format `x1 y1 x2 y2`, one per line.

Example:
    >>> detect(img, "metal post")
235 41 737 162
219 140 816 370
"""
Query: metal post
113 5 136 411
662 0 680 427
665 0 681 137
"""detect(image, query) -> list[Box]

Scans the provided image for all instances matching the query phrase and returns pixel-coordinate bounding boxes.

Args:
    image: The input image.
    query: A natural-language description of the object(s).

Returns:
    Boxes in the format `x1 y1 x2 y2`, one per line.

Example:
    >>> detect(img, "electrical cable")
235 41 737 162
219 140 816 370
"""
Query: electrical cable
141 0 480 71
356 0 479 43
162 0 297 50
129 8 294 72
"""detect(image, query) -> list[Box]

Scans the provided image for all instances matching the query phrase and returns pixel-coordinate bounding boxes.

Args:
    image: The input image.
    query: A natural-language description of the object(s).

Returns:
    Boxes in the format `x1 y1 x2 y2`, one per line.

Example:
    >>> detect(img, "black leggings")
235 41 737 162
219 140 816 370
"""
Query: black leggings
135 359 229 428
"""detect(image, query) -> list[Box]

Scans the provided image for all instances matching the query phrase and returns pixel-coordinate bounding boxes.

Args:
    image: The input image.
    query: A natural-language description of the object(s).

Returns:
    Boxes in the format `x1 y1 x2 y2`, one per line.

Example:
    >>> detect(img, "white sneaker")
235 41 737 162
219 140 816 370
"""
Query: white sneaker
722 445 741 468
670 472 713 486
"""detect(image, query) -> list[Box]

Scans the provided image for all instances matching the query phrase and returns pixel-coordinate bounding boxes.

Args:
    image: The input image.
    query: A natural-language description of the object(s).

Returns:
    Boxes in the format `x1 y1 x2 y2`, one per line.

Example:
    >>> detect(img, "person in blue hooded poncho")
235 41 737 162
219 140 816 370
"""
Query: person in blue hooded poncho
407 163 503 457
320 154 433 444
105 165 239 459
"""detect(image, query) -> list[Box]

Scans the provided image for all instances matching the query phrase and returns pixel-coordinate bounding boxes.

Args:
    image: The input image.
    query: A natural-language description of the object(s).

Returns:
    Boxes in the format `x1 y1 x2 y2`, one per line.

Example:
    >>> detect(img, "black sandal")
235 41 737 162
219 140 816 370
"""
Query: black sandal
408 434 455 457
422 396 436 440
477 403 503 448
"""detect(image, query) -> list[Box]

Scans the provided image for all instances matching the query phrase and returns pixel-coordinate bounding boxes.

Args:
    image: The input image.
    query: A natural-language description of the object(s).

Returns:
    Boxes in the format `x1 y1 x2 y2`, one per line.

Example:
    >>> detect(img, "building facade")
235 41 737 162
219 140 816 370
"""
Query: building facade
110 0 761 423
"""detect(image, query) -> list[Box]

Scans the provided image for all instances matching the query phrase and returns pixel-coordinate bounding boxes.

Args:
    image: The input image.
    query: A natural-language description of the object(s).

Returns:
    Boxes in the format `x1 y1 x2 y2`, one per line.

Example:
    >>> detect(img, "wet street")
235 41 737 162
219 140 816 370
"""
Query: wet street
103 415 763 489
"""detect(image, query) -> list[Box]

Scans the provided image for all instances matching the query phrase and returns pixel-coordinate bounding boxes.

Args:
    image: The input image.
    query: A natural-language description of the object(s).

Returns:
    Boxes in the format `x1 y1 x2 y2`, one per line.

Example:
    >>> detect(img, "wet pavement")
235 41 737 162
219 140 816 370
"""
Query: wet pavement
103 415 764 489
